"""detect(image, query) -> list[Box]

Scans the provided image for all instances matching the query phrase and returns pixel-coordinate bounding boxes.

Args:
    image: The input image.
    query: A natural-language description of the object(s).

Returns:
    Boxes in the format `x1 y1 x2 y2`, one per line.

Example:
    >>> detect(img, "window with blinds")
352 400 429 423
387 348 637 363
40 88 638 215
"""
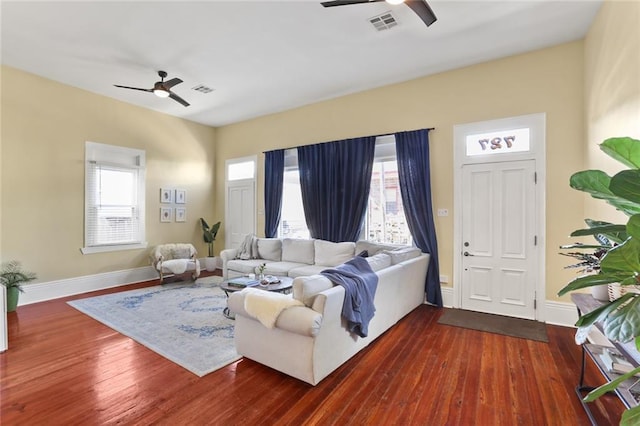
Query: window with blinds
82 142 147 254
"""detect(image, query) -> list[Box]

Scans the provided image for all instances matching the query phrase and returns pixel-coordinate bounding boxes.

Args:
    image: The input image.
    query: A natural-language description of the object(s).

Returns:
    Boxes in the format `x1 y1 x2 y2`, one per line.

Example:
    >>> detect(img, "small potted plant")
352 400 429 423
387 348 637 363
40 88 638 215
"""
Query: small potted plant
200 218 221 271
256 263 267 286
0 261 37 312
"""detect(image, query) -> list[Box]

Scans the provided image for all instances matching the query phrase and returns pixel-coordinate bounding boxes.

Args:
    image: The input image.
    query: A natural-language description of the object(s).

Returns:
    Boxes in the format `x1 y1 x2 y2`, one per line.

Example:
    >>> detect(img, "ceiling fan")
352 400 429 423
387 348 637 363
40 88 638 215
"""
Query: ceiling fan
114 70 190 107
321 0 437 27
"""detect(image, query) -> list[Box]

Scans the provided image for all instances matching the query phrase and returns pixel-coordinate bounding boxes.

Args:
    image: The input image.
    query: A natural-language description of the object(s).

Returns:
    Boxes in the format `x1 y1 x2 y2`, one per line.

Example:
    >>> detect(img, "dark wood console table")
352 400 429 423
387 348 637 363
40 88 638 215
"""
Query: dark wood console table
572 293 640 424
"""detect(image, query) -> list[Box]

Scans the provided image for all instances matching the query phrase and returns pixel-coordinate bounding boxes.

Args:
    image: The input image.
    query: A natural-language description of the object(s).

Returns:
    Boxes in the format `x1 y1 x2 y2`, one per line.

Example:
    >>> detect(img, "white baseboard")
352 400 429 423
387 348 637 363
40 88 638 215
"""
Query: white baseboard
19 266 158 306
438 285 577 328
544 300 579 327
441 286 454 308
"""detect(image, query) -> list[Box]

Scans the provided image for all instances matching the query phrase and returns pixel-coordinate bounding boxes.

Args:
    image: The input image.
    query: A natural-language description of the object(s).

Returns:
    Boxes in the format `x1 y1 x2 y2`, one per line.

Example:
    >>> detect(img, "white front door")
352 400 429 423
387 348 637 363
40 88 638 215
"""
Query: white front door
461 160 537 319
226 180 255 249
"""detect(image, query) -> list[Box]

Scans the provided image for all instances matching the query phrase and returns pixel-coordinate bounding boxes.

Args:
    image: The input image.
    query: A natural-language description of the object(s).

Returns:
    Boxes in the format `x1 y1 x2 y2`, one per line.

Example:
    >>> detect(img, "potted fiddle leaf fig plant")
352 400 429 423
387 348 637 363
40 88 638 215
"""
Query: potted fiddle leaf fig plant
200 218 221 272
0 260 37 312
558 136 640 424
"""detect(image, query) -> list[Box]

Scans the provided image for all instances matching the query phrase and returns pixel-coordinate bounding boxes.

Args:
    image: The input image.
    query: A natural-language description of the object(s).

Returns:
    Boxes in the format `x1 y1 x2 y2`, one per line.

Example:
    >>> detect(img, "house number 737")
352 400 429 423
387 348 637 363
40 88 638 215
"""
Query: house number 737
478 136 516 151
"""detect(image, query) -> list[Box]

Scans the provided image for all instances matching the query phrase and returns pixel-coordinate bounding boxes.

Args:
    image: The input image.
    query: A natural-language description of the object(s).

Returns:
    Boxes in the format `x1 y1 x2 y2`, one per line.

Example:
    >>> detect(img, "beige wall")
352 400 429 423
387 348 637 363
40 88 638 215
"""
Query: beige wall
4 1 635 303
584 0 640 222
1 66 216 282
216 41 586 301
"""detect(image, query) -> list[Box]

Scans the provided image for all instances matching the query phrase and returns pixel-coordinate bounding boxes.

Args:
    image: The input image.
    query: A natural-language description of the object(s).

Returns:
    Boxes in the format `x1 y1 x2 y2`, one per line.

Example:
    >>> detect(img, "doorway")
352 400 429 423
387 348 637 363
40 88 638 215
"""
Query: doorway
453 113 546 320
225 156 257 250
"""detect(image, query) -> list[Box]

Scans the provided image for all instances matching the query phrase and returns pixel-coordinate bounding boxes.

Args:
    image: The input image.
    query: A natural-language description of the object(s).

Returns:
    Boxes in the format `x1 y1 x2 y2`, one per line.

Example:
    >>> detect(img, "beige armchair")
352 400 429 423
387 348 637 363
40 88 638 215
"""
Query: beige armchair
151 243 201 282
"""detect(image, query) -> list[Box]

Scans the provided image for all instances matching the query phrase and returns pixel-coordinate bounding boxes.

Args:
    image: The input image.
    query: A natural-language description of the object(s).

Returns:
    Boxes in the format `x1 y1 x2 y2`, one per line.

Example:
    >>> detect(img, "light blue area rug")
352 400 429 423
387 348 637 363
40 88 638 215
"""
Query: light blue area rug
68 276 240 377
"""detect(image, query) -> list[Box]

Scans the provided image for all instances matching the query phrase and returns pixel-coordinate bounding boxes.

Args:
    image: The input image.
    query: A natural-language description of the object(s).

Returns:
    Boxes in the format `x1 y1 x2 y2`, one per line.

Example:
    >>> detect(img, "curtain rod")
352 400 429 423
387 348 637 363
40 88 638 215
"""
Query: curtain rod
373 127 435 138
263 127 435 154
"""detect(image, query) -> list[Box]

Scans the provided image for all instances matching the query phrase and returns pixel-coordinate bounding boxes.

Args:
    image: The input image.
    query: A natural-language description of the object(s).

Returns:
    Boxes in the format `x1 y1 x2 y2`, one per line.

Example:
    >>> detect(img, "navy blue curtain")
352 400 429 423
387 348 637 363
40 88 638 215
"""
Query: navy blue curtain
264 149 285 238
395 129 442 307
298 137 376 242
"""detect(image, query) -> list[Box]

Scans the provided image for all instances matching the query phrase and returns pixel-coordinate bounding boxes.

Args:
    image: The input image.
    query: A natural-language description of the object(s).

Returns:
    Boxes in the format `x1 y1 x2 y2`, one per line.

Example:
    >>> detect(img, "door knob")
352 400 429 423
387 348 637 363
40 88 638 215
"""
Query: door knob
463 251 474 256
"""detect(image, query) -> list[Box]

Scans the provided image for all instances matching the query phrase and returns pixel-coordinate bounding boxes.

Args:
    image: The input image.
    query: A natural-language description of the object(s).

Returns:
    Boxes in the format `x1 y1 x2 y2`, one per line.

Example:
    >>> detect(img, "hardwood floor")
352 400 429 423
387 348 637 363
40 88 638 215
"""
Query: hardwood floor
1 277 625 425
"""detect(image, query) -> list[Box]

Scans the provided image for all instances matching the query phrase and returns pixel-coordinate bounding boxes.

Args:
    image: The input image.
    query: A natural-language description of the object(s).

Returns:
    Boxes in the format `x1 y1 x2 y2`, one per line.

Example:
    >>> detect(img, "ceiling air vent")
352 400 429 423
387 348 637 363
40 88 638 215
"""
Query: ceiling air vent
369 11 398 31
192 84 214 94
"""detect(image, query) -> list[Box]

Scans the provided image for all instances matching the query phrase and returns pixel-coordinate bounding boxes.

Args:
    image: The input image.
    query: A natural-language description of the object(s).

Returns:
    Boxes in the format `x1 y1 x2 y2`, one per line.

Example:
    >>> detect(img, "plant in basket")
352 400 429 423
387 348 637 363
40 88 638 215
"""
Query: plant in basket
558 137 640 424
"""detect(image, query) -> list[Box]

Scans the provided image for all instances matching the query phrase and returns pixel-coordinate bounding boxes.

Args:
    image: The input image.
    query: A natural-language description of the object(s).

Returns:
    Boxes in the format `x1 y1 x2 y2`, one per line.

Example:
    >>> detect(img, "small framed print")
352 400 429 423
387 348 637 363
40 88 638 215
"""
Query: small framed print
175 189 186 204
160 188 173 204
160 207 172 223
176 207 186 222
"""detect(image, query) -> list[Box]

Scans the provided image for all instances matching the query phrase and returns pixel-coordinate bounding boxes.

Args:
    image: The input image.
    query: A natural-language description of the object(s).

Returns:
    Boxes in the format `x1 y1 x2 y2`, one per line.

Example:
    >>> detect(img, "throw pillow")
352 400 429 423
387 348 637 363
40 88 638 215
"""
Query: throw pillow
366 253 392 271
171 247 191 259
282 239 315 264
383 247 422 264
314 240 355 266
257 238 282 261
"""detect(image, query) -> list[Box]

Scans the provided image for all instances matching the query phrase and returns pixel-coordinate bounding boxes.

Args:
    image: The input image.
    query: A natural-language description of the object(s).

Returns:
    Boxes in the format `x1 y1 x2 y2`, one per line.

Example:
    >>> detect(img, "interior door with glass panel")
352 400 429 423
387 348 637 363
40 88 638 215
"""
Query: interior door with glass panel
225 158 256 249
461 160 536 319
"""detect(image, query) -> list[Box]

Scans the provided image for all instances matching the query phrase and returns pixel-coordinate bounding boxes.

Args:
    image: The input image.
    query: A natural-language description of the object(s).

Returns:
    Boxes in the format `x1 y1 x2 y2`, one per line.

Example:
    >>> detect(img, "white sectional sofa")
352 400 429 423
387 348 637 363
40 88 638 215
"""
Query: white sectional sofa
226 239 429 385
220 238 407 279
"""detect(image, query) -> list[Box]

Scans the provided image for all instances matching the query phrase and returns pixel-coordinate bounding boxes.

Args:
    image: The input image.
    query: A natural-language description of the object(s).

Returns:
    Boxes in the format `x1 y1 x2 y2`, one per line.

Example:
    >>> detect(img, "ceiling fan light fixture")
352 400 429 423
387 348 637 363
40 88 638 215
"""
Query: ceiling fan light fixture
385 0 405 5
153 88 170 98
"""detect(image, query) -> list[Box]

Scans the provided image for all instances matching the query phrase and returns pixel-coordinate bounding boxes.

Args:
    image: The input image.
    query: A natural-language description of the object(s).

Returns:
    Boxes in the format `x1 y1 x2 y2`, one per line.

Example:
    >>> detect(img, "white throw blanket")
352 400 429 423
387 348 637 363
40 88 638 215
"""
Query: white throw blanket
159 259 190 274
243 288 303 329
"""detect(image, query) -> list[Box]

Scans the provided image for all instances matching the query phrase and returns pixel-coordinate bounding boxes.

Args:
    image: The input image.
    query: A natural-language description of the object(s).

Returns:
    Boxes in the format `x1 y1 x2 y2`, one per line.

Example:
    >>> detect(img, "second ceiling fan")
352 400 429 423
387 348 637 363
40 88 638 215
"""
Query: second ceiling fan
321 0 437 27
114 70 190 107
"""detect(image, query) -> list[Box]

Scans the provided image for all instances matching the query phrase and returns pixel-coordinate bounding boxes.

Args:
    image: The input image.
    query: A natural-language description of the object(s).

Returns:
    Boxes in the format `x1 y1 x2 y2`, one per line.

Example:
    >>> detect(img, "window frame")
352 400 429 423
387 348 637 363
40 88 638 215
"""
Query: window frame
81 141 147 254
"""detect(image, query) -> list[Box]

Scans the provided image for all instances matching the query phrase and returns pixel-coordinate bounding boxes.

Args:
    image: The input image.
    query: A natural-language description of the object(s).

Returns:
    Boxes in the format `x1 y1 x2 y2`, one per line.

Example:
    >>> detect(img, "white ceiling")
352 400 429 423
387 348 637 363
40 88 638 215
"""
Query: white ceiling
1 0 602 127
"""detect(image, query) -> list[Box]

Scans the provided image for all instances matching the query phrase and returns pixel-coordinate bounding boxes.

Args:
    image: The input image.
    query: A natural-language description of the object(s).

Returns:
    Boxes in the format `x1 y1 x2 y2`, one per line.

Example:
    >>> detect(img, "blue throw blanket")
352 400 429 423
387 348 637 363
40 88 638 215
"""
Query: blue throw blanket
321 256 378 338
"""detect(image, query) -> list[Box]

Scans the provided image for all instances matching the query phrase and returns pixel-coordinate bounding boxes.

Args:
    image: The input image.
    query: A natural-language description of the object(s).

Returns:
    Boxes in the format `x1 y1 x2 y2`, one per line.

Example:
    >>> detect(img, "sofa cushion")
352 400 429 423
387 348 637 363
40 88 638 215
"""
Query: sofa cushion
383 247 422 264
263 261 308 276
257 238 282 261
355 240 403 256
227 259 276 275
292 275 334 307
365 253 392 272
314 240 355 267
281 238 315 264
288 265 327 278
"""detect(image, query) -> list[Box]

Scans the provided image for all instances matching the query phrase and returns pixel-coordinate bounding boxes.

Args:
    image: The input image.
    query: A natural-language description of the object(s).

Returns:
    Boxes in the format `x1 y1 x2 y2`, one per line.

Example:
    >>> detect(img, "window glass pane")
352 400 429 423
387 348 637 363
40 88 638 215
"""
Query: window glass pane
228 161 255 181
98 168 134 206
93 167 138 245
278 169 310 239
365 159 412 245
465 128 530 156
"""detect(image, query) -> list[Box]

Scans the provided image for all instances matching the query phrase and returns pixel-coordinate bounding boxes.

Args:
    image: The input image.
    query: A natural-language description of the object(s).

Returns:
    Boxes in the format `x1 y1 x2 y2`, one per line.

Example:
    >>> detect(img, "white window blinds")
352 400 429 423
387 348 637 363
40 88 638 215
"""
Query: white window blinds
82 142 146 254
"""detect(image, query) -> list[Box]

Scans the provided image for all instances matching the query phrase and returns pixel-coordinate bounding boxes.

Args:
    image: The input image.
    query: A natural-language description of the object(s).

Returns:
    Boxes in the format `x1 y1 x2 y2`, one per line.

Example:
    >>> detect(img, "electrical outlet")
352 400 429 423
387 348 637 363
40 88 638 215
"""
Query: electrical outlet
437 209 449 217
439 274 449 283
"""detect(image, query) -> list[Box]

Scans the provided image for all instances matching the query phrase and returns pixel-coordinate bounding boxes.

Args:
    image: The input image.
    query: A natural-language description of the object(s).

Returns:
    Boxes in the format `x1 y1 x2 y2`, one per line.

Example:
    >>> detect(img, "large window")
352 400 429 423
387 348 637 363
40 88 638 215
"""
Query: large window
277 138 412 244
82 142 146 254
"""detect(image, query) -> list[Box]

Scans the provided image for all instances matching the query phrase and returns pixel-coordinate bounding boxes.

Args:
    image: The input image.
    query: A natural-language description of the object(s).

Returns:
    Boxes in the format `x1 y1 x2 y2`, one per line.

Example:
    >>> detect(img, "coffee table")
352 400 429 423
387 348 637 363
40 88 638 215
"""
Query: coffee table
220 276 294 319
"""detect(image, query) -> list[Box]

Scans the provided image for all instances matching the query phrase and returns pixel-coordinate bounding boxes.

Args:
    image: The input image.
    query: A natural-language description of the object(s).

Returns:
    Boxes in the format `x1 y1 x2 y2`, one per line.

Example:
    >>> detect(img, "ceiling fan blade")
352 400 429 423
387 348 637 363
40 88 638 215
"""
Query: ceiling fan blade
321 0 383 7
114 84 153 92
405 0 437 27
163 77 183 90
169 92 190 107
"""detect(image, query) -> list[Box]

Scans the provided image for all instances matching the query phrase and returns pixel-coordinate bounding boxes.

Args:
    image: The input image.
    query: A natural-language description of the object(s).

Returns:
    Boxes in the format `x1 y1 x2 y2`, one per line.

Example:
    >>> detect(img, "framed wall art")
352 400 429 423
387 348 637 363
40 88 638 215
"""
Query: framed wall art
160 207 172 223
175 189 186 204
176 207 186 222
160 188 173 204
